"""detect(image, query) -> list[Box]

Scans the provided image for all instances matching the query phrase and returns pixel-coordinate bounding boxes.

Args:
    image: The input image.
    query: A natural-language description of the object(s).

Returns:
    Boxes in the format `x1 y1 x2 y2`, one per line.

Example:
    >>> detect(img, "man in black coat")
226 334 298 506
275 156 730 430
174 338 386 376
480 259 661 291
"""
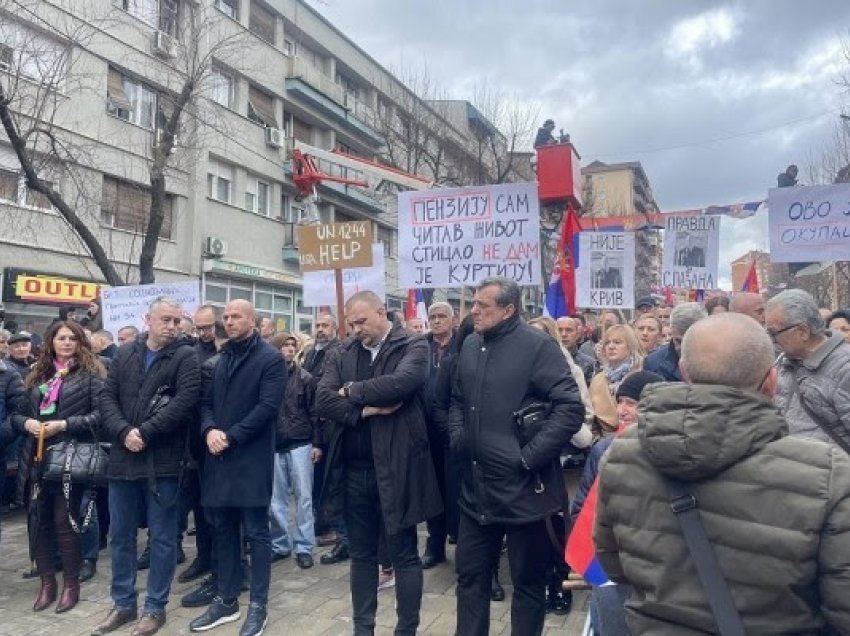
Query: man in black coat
449 277 585 636
190 300 285 636
0 357 24 543
316 290 442 636
94 297 201 636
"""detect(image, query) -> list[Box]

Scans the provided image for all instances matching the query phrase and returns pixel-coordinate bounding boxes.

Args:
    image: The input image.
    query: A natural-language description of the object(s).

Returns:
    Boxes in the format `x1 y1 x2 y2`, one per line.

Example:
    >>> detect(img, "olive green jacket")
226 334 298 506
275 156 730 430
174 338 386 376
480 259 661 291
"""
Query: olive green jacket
594 383 850 635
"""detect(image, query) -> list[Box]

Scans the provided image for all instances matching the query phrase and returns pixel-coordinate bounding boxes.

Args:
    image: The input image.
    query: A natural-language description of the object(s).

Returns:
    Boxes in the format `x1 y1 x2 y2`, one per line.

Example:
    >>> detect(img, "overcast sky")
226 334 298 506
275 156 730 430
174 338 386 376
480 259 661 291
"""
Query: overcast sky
307 0 850 288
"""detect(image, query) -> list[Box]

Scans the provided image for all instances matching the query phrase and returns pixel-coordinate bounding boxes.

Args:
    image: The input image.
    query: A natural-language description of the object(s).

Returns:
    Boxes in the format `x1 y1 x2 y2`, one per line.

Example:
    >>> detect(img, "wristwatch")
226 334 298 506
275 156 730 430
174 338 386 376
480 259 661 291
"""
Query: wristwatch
343 382 354 397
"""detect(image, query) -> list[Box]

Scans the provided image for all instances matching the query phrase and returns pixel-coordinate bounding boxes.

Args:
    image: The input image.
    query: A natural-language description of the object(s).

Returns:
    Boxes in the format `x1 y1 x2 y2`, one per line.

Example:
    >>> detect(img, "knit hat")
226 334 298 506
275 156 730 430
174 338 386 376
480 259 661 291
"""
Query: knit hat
615 371 664 401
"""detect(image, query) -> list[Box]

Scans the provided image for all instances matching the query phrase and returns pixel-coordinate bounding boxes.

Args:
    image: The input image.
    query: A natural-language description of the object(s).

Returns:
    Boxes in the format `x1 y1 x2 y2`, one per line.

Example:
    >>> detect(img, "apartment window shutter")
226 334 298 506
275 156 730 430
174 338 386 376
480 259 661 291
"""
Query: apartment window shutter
107 68 131 110
248 85 278 128
249 2 275 44
0 169 18 202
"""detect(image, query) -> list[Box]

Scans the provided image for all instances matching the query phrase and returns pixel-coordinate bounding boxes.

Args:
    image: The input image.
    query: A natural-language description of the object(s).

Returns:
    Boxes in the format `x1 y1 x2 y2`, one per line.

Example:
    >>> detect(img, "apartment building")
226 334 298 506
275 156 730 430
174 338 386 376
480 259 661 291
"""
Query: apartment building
0 0 507 334
581 160 662 301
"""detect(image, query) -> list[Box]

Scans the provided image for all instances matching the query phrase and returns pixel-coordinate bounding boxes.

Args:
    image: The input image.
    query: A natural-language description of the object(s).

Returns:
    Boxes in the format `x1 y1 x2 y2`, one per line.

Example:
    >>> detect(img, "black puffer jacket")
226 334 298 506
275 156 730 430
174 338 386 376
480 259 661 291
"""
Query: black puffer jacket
448 315 584 524
0 359 25 460
101 334 201 480
276 363 318 452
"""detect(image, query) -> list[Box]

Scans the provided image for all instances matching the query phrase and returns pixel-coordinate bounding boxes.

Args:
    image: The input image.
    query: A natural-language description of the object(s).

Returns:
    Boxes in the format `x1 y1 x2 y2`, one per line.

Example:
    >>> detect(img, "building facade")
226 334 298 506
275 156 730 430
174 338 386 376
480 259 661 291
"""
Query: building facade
0 0 509 335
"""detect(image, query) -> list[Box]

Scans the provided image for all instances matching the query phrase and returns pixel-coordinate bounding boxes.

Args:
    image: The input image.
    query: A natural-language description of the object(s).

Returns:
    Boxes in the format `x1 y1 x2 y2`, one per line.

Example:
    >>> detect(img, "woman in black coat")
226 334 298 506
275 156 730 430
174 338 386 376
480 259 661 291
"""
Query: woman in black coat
13 320 105 614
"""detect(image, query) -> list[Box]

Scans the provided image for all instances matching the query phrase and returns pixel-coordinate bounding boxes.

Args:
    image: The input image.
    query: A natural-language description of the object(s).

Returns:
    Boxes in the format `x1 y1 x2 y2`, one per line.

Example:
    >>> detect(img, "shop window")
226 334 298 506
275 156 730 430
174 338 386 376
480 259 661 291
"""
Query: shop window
255 290 273 312
204 283 227 304
249 1 275 45
101 175 172 238
229 287 252 301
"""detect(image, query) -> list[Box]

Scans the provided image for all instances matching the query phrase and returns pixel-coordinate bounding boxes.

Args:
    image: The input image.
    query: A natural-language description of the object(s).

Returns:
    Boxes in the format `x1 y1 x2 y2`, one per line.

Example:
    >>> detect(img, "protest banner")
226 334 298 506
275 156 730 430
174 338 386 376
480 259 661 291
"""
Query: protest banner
298 221 373 272
397 182 541 288
661 214 720 290
577 232 635 309
768 184 850 262
102 280 200 336
302 243 386 306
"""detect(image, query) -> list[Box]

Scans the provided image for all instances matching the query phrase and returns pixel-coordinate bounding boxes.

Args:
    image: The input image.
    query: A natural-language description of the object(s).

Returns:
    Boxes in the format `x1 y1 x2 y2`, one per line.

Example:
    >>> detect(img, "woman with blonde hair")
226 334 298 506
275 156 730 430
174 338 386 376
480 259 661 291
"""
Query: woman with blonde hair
588 324 642 436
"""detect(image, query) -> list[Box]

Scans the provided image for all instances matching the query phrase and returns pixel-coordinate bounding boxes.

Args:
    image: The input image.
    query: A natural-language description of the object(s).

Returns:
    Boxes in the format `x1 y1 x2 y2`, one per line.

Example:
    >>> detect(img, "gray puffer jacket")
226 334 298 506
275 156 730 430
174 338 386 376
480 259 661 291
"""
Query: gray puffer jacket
774 333 850 449
595 383 850 636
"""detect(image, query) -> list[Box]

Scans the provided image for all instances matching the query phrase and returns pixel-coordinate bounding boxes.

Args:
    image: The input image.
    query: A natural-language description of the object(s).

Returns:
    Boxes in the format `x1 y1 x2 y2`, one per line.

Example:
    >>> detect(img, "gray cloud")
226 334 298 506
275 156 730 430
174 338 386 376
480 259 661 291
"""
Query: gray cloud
308 0 850 288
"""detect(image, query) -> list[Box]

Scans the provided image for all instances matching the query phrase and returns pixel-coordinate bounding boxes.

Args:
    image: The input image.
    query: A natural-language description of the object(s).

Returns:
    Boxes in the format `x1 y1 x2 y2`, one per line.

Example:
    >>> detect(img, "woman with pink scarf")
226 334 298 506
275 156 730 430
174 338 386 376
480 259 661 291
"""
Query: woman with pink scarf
12 320 105 614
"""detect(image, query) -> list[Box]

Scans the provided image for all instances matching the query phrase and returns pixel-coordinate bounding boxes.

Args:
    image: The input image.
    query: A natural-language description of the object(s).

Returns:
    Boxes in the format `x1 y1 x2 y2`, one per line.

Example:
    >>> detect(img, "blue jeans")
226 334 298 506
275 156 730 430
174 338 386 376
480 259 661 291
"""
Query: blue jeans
209 506 271 605
346 466 422 636
270 445 315 556
109 478 179 613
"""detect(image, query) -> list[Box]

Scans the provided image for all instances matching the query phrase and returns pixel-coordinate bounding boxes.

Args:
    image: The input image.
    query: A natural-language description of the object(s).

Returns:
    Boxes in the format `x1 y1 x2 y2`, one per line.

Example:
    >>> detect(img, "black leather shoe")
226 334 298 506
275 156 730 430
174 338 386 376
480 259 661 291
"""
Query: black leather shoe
181 577 217 608
546 588 572 615
319 542 349 565
295 553 314 569
178 558 210 584
80 559 97 583
190 597 240 632
239 602 267 636
271 551 290 563
137 546 150 571
421 550 446 569
92 607 138 635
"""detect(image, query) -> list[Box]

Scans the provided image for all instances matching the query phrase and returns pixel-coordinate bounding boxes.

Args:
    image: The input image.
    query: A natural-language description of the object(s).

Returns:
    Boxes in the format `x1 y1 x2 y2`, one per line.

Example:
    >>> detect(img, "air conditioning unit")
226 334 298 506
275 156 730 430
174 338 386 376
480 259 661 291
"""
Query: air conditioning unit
265 127 283 148
204 236 228 257
152 31 178 59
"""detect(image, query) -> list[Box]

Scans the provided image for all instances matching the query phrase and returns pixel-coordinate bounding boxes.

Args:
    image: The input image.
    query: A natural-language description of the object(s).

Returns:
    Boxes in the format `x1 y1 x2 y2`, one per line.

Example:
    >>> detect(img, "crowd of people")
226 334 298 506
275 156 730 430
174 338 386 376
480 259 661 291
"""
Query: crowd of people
1 280 850 635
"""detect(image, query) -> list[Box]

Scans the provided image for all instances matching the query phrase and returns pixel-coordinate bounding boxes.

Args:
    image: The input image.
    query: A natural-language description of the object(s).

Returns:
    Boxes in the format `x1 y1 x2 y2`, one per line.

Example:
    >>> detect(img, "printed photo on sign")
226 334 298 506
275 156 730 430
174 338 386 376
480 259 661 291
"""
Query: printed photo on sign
577 232 635 309
661 215 720 290
397 182 541 288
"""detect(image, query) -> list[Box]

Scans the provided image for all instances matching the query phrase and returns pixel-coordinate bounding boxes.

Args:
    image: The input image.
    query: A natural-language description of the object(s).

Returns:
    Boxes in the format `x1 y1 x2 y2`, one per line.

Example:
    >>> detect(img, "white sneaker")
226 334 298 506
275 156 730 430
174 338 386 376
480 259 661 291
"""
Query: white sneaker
378 570 395 591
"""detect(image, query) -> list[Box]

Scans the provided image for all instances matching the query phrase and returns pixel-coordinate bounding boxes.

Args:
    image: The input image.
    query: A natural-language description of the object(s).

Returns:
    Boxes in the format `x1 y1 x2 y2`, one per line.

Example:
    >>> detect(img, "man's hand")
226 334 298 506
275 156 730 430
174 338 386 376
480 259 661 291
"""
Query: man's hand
124 428 145 453
362 403 403 418
310 446 323 463
206 429 229 456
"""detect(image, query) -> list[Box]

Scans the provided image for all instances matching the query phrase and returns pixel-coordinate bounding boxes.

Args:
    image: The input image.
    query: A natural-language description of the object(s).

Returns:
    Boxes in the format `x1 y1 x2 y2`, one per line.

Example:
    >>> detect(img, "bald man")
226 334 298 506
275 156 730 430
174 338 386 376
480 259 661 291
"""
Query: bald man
595 313 850 635
192 300 286 636
730 292 765 326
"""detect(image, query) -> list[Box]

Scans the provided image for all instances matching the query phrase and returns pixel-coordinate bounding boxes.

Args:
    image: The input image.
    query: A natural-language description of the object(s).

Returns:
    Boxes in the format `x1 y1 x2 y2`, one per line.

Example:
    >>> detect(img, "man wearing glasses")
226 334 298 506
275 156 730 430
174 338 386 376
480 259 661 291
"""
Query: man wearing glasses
766 289 850 450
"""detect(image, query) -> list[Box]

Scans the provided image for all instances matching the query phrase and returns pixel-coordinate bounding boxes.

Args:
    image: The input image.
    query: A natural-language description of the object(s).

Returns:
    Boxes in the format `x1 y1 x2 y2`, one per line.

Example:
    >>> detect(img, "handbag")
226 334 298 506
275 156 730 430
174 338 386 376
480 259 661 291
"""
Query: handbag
41 439 109 488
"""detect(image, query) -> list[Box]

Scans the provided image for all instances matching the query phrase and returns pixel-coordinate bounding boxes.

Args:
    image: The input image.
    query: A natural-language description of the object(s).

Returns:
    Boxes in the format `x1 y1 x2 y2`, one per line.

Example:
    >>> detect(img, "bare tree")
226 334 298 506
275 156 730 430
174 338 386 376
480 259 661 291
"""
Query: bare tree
0 0 248 284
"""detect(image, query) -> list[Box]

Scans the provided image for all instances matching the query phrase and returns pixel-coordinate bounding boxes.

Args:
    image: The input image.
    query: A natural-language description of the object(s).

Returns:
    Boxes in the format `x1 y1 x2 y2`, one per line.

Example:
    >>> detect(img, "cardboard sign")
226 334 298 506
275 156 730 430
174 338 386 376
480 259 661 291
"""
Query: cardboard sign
397 182 541 288
102 281 200 336
298 221 373 272
768 184 850 262
302 243 386 306
577 232 635 309
661 214 720 290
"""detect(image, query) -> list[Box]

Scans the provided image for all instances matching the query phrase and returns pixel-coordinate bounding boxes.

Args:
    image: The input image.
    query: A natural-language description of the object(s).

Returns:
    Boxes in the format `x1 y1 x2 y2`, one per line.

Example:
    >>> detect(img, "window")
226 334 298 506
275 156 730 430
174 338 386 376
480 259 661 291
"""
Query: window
280 195 307 223
283 39 295 56
291 115 312 144
247 85 278 128
378 226 394 257
100 176 172 238
0 23 66 84
249 2 275 45
245 177 270 216
0 169 53 210
209 68 234 108
207 159 234 203
335 73 359 100
159 0 178 36
107 68 156 129
214 0 238 19
112 0 159 26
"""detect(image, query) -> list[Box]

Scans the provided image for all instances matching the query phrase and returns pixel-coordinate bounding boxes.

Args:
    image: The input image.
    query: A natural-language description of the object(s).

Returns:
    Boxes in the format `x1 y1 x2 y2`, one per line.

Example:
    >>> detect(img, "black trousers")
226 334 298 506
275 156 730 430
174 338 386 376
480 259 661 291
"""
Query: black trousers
346 466 422 636
179 468 212 566
424 436 447 552
455 512 555 636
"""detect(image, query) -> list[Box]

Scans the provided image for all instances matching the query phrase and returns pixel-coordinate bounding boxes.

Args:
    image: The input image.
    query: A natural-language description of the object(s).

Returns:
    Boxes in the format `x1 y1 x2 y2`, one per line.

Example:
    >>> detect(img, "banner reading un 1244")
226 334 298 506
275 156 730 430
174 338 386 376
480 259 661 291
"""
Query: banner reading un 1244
397 182 541 288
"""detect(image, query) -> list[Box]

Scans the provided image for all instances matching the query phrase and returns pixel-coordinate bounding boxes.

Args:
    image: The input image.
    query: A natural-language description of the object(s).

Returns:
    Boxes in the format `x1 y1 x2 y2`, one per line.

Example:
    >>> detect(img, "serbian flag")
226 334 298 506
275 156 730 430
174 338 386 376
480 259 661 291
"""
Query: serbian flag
544 205 581 318
405 288 428 324
741 261 759 293
565 478 610 586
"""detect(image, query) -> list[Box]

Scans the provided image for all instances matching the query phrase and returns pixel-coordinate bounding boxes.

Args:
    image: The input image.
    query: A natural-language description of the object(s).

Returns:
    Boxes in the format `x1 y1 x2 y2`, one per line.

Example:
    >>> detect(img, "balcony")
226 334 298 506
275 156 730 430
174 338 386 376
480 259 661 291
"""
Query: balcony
285 57 383 146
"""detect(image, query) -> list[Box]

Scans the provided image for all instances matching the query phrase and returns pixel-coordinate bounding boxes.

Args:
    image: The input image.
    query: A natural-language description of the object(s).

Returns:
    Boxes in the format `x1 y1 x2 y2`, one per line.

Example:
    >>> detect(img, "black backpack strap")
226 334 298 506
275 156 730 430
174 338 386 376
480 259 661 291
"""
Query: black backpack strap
665 477 746 636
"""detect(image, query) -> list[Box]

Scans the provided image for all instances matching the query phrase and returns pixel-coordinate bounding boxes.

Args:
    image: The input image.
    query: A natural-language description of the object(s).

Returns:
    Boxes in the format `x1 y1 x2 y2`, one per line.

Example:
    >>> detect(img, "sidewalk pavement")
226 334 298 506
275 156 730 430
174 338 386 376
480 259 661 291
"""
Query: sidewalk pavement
0 511 589 635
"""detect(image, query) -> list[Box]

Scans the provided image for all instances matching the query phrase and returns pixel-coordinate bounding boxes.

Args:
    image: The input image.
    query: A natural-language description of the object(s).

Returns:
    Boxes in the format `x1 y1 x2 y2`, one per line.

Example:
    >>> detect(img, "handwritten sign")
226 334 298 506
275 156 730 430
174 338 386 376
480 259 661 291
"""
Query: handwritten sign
102 280 200 336
298 221 373 272
768 184 850 262
302 243 386 306
661 214 720 290
397 182 541 288
577 232 635 309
